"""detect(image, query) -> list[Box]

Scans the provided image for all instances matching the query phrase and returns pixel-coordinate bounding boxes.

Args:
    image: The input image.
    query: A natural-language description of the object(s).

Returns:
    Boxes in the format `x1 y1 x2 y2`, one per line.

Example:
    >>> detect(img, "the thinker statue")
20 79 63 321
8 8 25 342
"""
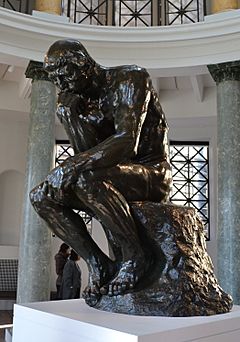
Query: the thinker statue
31 40 233 316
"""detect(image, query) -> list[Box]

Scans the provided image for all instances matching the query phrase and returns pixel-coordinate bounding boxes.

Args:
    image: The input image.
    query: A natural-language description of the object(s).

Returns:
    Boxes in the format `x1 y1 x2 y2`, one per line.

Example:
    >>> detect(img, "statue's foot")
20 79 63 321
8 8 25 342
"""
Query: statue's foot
100 259 145 296
82 281 101 307
83 260 118 306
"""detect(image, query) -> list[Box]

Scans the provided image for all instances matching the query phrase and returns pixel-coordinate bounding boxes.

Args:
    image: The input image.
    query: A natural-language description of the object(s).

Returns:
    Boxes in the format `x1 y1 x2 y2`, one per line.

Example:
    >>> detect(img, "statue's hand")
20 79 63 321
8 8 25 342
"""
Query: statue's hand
57 92 85 123
58 92 85 111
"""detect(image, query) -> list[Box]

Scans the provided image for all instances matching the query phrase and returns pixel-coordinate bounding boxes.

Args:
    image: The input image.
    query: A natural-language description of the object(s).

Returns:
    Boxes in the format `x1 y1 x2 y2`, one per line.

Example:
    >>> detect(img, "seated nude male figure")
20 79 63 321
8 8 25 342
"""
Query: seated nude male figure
30 40 172 303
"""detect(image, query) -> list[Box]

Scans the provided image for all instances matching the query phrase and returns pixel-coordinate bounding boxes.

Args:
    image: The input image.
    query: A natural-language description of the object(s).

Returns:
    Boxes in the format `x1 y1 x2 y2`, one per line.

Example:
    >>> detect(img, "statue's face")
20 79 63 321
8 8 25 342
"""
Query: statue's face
44 50 91 92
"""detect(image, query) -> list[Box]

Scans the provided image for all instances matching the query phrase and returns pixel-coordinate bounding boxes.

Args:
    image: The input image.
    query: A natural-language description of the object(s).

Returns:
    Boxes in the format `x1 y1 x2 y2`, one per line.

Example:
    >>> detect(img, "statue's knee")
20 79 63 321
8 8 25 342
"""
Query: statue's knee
29 184 46 210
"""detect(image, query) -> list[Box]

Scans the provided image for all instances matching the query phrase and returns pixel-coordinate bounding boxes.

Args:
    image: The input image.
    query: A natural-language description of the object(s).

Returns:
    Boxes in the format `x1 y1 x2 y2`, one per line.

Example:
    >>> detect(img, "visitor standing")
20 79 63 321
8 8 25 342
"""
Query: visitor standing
54 243 70 299
61 249 82 299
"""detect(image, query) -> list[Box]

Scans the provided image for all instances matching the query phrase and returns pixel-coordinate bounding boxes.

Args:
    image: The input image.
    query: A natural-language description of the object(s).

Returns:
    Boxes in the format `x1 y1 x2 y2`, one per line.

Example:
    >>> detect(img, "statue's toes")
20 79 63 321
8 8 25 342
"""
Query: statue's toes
100 285 108 295
82 285 101 306
113 283 127 295
101 280 130 296
99 261 142 297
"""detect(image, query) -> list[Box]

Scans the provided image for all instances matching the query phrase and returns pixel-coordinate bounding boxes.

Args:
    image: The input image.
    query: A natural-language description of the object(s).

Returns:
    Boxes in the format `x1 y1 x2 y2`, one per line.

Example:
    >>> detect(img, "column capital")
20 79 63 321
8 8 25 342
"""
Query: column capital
35 0 62 15
211 0 238 14
25 60 50 82
208 60 240 83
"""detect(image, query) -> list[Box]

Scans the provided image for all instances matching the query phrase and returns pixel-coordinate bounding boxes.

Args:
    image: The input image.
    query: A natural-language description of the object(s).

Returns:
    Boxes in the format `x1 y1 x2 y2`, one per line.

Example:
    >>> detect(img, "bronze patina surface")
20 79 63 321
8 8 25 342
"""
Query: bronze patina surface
30 40 232 315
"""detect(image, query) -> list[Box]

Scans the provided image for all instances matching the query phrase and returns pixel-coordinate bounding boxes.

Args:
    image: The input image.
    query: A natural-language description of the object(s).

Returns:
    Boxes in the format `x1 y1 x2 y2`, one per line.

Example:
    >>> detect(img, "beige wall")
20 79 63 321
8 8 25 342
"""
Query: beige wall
0 119 28 248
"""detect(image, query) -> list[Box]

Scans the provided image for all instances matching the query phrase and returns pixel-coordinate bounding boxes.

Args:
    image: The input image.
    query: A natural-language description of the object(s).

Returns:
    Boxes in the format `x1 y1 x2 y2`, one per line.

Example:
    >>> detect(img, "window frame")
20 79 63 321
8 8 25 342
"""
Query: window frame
169 140 210 240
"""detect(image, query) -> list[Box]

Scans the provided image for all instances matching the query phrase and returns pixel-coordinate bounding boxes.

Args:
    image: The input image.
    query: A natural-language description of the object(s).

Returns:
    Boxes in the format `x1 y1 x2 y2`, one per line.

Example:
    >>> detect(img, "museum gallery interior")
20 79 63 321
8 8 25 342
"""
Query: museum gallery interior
0 0 240 341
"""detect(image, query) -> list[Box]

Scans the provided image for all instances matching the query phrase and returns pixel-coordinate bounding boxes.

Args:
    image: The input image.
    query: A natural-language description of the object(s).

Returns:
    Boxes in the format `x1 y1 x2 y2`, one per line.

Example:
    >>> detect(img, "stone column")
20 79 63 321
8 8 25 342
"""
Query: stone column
208 61 240 304
35 0 62 15
211 0 238 14
17 61 56 303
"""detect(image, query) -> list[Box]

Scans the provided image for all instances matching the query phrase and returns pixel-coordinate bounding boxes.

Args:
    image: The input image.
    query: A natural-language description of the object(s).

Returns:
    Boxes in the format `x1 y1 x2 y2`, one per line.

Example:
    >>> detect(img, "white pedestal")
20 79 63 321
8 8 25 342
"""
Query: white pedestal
12 299 240 342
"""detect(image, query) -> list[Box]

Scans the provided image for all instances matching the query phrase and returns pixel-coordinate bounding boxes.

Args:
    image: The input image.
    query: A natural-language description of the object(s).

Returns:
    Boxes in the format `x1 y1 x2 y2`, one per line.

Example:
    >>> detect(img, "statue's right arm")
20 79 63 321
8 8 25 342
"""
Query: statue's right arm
57 92 98 153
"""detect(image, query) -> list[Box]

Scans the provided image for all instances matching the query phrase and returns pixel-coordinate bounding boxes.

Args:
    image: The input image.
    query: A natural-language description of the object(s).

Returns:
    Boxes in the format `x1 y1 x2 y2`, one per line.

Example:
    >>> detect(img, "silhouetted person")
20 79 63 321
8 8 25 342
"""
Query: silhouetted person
61 249 82 299
54 243 70 299
30 39 172 305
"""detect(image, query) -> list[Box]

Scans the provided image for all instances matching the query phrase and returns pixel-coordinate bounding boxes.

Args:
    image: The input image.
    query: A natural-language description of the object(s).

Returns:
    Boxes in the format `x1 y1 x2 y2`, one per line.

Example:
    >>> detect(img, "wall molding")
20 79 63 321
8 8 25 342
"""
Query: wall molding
0 7 240 74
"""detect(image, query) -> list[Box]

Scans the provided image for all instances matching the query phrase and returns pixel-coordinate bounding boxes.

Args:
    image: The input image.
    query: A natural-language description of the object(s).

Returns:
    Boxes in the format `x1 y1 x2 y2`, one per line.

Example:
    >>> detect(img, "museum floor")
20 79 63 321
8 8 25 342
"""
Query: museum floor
0 310 12 341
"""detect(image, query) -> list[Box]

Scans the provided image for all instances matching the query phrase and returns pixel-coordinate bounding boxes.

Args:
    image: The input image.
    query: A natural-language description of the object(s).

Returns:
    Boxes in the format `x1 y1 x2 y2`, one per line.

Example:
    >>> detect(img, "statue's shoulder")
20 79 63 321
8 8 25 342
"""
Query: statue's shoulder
114 64 149 80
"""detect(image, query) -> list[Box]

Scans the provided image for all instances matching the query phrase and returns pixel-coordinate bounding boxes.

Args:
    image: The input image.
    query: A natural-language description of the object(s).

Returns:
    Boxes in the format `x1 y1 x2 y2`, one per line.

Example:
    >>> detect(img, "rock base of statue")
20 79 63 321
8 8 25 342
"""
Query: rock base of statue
93 202 233 316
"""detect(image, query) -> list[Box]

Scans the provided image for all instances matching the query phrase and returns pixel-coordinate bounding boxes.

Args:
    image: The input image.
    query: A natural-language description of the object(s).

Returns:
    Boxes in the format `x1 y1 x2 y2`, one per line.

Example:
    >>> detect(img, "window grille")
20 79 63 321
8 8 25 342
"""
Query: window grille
55 141 92 233
0 0 29 13
163 0 205 25
1 0 206 24
61 0 205 26
55 141 210 240
62 0 108 25
169 142 209 240
1 0 21 11
113 0 153 27
0 259 18 291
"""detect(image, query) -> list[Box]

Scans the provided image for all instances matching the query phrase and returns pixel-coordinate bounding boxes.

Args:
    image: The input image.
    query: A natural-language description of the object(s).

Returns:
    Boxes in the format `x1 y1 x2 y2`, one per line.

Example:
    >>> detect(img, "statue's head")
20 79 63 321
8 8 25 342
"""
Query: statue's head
44 39 95 92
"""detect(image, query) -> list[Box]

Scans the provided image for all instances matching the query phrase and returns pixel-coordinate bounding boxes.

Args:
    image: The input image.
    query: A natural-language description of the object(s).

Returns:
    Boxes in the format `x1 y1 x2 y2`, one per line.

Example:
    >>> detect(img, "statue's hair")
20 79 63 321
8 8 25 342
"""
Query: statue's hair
45 39 95 66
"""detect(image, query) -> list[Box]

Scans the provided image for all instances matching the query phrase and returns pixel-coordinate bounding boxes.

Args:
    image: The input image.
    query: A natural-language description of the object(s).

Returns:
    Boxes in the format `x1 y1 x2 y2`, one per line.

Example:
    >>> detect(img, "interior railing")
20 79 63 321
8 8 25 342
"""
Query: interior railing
0 0 207 26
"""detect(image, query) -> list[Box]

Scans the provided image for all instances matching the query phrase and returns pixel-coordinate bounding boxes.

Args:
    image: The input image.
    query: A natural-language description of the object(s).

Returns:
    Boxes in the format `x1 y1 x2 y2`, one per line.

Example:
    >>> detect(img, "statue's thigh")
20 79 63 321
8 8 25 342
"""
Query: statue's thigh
105 164 170 202
74 163 168 203
61 187 91 212
104 164 152 201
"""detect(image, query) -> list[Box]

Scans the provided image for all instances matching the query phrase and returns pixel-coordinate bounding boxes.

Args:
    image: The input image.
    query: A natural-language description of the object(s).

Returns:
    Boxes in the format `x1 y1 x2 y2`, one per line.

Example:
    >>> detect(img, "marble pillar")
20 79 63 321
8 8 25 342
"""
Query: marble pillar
211 0 238 13
17 61 56 303
35 0 62 15
208 61 240 304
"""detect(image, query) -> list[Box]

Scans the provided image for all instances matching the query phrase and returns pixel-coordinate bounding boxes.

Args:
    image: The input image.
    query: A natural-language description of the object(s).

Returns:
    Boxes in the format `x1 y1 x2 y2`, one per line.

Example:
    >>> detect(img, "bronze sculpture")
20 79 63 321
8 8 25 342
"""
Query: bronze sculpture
30 39 233 316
